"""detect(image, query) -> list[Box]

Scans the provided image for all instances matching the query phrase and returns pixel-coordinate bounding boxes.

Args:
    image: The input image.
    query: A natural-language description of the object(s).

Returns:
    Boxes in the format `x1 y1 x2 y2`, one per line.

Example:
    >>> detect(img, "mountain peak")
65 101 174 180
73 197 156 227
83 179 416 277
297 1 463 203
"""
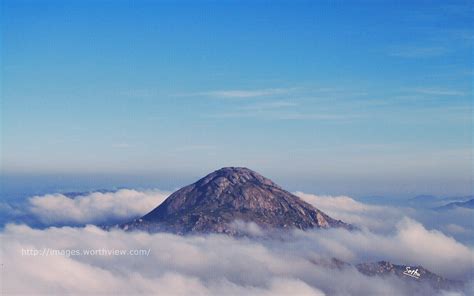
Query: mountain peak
122 167 352 234
196 167 279 189
215 166 254 173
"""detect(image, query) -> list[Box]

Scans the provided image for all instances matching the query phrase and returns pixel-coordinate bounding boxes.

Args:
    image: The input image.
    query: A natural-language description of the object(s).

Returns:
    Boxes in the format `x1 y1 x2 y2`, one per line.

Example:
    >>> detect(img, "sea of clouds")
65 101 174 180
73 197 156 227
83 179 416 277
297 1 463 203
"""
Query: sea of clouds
27 189 170 225
1 189 473 295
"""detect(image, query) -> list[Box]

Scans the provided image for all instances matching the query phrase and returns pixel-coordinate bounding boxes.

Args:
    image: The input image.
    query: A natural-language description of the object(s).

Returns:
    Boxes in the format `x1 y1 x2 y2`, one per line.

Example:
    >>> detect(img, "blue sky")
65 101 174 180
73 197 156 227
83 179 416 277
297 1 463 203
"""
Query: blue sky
1 0 472 197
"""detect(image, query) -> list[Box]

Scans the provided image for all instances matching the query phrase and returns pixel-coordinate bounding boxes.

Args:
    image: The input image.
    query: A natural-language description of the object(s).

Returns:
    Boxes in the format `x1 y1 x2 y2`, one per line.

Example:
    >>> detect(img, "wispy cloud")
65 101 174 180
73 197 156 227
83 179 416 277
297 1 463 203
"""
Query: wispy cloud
269 112 357 121
388 46 448 58
112 143 133 149
412 88 467 96
208 111 356 122
240 101 298 111
176 145 217 152
205 88 295 98
180 87 298 99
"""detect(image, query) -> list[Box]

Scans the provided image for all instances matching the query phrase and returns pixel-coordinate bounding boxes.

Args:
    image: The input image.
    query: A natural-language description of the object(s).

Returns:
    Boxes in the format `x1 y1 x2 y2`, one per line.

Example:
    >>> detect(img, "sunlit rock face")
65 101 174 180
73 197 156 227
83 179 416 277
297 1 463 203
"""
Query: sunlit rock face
122 167 352 234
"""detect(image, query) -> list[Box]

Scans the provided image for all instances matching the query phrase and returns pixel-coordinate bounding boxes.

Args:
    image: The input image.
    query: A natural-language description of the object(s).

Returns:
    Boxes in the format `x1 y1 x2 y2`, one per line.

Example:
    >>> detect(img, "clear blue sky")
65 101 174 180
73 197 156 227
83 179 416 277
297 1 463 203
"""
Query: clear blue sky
1 0 472 197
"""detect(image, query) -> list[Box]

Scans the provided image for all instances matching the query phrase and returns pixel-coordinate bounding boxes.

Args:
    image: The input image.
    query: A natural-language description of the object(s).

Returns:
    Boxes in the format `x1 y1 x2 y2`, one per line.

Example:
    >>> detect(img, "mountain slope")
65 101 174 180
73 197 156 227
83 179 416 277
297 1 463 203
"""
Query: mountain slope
435 198 474 211
122 167 352 234
356 261 463 290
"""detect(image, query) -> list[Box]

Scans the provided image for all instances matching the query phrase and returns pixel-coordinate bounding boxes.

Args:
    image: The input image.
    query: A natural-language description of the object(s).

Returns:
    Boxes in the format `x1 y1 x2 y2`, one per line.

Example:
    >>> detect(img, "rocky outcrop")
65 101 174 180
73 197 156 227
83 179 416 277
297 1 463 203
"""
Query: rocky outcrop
356 261 463 290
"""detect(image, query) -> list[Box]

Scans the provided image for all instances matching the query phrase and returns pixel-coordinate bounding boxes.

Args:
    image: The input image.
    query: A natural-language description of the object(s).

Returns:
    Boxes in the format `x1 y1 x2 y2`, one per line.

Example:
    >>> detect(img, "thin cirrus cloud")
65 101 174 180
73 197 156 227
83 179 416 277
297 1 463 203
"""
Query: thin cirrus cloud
412 88 467 96
240 101 299 110
206 111 354 121
194 87 371 121
177 87 298 99
175 145 217 152
387 46 448 58
202 88 294 98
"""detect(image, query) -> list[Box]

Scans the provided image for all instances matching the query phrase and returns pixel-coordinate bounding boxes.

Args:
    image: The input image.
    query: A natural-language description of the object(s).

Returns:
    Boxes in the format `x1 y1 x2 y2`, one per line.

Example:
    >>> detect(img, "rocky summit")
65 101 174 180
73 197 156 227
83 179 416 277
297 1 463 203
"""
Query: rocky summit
122 167 352 234
356 261 463 291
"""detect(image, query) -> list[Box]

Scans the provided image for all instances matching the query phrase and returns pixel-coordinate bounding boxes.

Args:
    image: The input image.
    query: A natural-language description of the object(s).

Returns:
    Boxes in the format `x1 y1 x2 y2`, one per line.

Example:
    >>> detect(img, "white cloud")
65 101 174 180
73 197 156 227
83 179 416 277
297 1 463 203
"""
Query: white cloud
202 88 294 98
410 207 474 245
28 189 170 225
295 192 409 232
229 220 264 237
208 111 355 122
294 193 474 277
291 218 473 279
1 224 329 295
388 46 448 58
2 217 473 295
413 88 466 96
442 223 469 234
176 145 217 151
3 189 473 295
240 101 298 110
112 142 133 149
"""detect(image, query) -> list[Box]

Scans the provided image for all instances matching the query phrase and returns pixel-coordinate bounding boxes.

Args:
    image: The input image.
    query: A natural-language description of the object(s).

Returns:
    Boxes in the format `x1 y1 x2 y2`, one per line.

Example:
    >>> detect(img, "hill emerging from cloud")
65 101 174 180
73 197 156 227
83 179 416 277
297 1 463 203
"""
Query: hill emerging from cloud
121 167 352 234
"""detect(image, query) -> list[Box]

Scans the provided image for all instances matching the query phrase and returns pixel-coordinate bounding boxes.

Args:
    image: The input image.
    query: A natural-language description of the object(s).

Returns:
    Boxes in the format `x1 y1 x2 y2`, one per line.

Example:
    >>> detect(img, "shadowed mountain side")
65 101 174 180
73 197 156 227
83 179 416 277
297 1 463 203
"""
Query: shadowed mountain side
355 261 463 291
312 258 463 292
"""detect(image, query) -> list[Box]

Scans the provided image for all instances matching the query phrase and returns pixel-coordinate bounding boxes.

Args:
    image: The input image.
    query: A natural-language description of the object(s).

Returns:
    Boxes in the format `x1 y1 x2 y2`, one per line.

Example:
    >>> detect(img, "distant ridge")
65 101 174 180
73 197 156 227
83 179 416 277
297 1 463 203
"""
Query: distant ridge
435 198 474 211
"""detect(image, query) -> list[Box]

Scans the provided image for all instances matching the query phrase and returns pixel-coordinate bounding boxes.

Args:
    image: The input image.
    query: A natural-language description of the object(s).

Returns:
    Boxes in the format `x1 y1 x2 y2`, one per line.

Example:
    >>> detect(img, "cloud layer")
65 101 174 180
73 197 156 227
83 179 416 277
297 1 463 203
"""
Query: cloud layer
27 189 169 225
295 192 409 233
2 189 473 295
4 222 472 296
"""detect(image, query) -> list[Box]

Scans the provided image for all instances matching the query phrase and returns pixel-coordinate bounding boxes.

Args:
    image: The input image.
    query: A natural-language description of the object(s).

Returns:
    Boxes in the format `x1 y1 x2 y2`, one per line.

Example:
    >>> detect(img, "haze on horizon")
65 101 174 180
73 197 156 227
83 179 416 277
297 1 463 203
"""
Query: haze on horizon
1 0 472 197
